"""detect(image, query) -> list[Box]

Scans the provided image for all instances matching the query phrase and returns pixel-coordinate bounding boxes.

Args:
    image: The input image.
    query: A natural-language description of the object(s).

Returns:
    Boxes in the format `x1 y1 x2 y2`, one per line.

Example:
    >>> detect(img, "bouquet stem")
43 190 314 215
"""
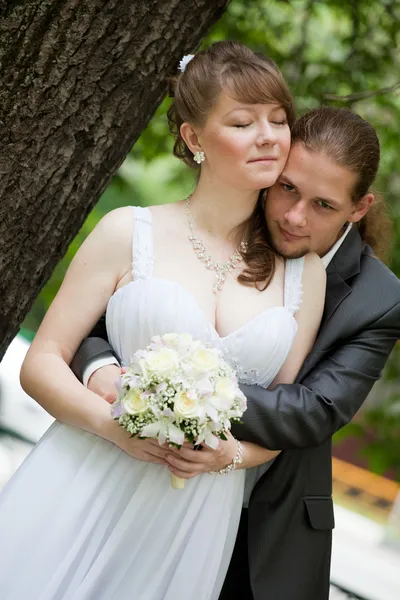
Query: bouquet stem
171 474 186 489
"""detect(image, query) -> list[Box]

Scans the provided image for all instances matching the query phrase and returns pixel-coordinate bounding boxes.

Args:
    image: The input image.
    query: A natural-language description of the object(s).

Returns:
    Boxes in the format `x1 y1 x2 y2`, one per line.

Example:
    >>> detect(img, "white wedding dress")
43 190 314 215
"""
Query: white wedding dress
0 207 304 600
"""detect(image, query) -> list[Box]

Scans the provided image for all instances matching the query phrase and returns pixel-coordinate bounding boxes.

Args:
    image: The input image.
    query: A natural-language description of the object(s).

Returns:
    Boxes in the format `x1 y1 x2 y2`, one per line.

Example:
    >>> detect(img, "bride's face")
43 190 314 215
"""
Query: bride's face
194 92 291 191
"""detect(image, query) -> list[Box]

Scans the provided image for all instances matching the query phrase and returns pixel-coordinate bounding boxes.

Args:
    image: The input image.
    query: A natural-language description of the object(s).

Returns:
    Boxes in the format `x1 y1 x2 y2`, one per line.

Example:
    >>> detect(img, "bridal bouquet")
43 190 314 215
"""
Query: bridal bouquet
111 332 247 489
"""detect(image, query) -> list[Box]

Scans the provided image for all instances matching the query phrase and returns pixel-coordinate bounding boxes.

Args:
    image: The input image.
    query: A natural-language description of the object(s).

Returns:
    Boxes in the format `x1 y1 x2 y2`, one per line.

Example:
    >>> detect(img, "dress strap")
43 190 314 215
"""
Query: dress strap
284 257 305 315
131 206 154 280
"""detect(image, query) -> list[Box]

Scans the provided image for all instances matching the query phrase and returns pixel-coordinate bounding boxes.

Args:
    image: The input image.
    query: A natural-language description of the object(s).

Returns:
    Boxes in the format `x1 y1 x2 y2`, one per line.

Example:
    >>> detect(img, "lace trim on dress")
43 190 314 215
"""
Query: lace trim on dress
131 206 154 281
284 257 305 315
226 351 260 386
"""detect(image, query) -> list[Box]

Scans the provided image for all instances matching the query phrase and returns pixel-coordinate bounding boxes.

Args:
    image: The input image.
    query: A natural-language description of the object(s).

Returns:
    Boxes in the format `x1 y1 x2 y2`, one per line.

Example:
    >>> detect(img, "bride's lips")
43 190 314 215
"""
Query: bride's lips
279 226 307 241
248 157 277 163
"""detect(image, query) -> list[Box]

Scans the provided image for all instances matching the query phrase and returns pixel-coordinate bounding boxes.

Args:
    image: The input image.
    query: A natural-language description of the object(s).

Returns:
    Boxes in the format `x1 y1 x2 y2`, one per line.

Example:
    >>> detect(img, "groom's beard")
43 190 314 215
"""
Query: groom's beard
266 223 311 259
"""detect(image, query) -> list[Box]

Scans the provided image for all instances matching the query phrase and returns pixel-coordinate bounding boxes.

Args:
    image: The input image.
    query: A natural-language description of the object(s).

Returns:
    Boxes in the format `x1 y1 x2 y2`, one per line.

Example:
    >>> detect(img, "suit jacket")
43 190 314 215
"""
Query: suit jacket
71 228 400 600
231 228 400 599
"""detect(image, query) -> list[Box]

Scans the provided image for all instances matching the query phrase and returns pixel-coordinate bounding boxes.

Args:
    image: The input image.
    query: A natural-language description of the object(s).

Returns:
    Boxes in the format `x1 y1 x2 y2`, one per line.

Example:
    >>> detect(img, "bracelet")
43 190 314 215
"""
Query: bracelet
211 440 244 475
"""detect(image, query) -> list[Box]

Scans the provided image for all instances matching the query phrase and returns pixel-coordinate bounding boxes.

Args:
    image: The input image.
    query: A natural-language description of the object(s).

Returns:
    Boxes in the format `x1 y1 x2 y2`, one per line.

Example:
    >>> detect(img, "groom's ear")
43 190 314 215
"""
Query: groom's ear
348 192 374 223
180 122 203 156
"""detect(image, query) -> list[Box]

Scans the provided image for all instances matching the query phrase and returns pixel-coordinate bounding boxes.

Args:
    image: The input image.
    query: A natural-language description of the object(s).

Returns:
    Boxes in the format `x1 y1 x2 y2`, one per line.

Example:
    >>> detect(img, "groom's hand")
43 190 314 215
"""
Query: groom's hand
165 434 237 479
87 364 122 404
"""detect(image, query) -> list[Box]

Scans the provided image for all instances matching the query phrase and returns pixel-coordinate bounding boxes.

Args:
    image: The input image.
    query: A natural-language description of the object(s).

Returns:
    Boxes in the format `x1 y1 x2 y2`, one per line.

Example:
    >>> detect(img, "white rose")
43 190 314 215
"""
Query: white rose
138 359 149 379
178 333 193 346
122 389 148 415
190 348 220 373
162 332 193 349
174 391 203 419
145 347 179 375
208 394 232 412
162 333 180 347
215 378 237 402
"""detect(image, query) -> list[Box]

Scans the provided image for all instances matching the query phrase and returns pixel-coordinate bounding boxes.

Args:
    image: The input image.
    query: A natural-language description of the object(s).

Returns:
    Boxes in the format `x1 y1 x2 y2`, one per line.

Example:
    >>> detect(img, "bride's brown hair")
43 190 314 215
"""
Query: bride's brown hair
167 40 295 290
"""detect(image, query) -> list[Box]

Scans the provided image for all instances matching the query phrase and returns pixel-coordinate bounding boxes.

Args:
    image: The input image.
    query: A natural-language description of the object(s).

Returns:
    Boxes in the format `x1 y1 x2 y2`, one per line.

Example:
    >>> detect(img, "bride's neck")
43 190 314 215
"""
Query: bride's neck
187 181 259 242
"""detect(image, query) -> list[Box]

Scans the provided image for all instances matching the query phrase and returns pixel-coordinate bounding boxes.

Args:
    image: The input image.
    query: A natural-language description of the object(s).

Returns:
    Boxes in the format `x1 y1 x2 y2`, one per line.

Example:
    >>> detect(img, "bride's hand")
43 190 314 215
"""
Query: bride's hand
165 433 238 479
106 421 170 465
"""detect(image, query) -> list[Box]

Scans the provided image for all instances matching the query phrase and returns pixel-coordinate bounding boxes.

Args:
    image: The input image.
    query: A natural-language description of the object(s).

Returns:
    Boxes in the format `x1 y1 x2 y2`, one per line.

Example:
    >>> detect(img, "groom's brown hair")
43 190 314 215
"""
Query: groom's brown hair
291 106 392 261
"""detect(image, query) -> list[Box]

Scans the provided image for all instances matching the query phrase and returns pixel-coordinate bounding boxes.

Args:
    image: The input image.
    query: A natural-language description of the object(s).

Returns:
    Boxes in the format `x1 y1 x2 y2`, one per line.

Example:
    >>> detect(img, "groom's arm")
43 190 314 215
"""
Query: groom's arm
72 303 400 450
232 301 400 449
70 315 119 383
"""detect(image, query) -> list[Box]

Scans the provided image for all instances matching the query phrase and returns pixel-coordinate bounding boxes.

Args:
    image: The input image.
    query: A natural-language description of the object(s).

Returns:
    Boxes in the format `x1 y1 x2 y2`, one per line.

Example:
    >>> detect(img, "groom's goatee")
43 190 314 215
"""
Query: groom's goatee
268 240 308 260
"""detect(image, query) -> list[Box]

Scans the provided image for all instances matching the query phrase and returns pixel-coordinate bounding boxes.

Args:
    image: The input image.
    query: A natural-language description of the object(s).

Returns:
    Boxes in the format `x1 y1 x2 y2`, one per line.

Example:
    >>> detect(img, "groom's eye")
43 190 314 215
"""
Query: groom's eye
316 200 333 210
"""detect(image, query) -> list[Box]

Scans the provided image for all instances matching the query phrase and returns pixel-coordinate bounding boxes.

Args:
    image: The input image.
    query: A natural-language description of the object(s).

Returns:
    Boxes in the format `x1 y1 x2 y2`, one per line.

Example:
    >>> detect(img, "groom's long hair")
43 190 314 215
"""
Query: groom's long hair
291 106 393 262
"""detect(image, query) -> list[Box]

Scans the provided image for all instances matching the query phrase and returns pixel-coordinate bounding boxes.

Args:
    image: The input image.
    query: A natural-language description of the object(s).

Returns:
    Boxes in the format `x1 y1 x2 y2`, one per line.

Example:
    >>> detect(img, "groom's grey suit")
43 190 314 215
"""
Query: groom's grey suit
221 227 400 599
71 227 400 600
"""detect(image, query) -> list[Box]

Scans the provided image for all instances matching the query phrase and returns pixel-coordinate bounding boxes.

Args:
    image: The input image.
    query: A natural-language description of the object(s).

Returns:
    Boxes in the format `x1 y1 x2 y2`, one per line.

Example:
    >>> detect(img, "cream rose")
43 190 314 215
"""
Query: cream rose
190 348 219 373
122 389 148 415
162 332 193 348
208 394 232 412
178 332 193 346
215 377 237 402
145 347 179 375
162 333 180 347
174 391 202 419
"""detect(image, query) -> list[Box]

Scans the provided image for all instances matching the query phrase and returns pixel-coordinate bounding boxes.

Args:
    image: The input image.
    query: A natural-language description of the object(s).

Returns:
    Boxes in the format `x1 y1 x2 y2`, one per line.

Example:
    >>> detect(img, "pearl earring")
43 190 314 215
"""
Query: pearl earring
193 151 205 164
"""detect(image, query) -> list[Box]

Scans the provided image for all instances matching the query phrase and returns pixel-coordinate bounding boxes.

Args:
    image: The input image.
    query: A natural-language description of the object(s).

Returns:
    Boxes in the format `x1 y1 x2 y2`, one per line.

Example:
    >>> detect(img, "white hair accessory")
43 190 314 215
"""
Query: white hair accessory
179 54 195 73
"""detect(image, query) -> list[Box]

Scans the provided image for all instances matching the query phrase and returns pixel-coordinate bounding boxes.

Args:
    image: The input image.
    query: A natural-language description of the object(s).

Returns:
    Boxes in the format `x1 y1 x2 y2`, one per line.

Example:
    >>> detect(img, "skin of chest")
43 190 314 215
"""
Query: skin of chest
151 208 286 338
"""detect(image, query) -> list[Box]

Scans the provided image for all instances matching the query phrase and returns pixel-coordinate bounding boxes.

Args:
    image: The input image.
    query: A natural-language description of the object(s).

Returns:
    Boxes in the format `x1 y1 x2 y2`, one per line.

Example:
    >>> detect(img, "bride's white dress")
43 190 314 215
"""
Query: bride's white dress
0 207 304 600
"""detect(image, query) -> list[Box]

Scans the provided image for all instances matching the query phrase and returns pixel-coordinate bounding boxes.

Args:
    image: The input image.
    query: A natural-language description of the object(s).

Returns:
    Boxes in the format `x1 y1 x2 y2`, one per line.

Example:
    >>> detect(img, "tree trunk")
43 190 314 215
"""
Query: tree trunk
0 0 230 358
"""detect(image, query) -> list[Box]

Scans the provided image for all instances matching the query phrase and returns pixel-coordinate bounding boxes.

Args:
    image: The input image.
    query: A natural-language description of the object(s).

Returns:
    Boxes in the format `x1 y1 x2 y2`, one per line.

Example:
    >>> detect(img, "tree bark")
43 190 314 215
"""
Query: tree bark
0 0 230 358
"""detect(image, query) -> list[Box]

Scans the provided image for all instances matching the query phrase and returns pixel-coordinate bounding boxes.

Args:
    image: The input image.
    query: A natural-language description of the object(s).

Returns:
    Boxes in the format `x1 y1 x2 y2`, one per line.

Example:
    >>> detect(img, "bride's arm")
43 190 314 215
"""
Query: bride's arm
20 208 167 464
20 209 129 434
166 254 326 476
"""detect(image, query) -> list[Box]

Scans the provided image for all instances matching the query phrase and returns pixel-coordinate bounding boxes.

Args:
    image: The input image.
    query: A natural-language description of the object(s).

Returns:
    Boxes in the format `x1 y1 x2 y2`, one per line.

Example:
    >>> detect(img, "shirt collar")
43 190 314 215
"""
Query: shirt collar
321 223 353 269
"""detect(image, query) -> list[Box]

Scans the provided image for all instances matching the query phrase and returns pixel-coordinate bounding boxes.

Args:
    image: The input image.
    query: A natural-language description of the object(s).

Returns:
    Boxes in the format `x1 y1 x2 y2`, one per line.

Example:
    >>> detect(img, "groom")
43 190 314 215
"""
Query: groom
71 107 400 600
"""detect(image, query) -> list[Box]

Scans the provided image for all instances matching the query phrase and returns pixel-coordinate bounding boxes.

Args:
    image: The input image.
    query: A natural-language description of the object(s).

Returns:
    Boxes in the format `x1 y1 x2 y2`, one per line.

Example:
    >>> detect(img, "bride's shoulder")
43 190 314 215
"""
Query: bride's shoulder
98 206 134 226
301 252 326 300
148 201 186 235
303 252 325 274
88 207 135 250
149 201 183 220
69 208 134 277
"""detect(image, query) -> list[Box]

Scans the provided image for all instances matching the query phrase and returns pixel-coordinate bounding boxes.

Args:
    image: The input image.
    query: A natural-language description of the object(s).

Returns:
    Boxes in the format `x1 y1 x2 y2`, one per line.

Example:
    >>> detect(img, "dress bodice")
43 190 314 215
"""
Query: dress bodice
106 206 304 388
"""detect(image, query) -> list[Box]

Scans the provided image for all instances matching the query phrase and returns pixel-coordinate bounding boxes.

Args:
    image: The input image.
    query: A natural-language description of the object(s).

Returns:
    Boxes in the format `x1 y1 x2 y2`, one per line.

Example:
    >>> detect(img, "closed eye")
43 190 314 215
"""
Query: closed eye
281 183 295 192
234 123 251 128
316 200 333 210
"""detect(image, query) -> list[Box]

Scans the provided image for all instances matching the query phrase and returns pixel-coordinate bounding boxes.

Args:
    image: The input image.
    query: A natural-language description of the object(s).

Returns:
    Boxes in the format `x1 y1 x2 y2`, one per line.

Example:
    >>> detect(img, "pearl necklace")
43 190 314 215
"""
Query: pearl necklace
185 195 247 293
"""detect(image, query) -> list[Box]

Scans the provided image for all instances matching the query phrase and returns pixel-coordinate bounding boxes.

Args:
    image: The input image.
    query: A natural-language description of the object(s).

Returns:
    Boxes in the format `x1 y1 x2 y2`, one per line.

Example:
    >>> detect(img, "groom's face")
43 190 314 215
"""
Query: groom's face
265 143 368 258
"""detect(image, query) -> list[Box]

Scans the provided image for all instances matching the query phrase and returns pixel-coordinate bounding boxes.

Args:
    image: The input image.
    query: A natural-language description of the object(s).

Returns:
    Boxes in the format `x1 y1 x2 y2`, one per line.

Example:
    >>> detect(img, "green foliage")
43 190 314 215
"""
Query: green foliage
26 0 400 329
131 0 400 274
333 344 400 481
360 399 400 480
22 0 400 479
333 397 400 481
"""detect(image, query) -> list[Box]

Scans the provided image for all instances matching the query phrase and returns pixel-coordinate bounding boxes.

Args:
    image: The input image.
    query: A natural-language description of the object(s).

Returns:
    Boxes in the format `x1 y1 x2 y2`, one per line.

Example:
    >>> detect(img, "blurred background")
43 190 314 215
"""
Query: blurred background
1 1 399 598
22 0 400 486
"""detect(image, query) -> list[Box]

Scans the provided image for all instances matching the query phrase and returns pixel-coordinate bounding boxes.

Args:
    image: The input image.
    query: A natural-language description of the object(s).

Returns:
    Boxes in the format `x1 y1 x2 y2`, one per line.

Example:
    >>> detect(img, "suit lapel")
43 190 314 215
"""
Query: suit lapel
321 271 351 327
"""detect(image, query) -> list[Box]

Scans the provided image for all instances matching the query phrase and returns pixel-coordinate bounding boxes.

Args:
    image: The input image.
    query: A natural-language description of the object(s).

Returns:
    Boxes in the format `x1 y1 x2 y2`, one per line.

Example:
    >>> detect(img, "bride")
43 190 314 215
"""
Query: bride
0 42 325 599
